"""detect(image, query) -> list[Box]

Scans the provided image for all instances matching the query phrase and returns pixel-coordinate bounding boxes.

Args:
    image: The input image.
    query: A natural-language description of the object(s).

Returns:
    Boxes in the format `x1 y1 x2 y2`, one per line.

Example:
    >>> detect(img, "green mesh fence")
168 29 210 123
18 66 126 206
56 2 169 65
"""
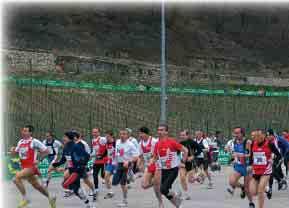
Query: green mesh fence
3 76 289 151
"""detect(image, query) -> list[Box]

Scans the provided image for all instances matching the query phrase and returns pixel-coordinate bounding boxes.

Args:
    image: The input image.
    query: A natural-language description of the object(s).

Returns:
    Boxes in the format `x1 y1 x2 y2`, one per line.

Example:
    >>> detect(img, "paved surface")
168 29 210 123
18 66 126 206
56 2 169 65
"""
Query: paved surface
4 166 289 208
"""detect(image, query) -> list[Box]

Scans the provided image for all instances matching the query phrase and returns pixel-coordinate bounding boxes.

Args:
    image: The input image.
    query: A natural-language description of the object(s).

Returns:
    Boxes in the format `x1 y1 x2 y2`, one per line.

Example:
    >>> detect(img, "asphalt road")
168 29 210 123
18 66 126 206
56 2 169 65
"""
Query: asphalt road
4 166 289 208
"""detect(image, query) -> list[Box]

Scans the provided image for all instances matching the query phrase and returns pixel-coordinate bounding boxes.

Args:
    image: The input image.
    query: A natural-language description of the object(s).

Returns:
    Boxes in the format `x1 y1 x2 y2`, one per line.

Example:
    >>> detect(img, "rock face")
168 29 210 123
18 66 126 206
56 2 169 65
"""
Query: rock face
4 4 289 79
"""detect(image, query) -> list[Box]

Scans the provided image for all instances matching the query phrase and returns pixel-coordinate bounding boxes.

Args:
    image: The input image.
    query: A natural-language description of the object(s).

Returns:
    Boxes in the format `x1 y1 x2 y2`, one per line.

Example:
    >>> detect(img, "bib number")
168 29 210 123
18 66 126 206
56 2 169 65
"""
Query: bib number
19 147 28 159
47 146 54 155
253 152 267 165
160 157 171 169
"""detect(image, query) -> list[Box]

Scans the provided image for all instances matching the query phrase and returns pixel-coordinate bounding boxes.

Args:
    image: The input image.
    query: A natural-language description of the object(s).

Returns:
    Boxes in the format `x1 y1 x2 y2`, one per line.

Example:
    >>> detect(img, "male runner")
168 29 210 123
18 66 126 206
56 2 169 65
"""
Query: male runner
227 127 255 208
10 125 56 208
249 130 281 208
126 128 140 180
103 130 116 199
194 130 213 188
112 129 139 207
178 130 201 200
91 128 107 192
266 129 288 198
43 131 63 187
52 131 91 207
138 126 163 208
150 124 188 208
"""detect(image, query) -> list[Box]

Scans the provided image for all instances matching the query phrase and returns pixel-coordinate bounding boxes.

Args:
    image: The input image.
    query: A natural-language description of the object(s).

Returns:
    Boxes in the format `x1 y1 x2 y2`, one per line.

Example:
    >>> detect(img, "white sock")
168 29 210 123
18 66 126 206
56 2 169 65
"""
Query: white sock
22 195 29 201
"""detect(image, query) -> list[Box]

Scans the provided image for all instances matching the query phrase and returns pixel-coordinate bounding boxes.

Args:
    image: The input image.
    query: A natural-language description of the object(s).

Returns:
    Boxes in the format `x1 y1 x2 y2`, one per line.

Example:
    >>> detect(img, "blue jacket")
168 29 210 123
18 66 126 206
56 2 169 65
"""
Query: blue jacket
276 135 289 157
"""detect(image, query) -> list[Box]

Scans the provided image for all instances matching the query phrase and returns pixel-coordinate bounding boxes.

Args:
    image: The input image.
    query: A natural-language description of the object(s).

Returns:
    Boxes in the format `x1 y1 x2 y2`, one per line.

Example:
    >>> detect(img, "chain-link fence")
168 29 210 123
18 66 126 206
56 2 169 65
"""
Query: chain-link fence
4 76 289 151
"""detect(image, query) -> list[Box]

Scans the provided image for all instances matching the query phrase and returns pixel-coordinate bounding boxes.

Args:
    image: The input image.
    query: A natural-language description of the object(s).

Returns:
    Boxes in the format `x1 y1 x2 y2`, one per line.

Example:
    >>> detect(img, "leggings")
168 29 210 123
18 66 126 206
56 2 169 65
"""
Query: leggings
284 152 289 176
63 172 81 195
269 159 284 188
93 163 105 189
160 167 179 200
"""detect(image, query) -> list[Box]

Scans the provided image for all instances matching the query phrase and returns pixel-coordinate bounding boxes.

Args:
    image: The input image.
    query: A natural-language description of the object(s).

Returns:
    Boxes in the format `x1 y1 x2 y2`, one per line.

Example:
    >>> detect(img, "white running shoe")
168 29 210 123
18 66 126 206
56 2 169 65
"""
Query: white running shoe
175 191 183 208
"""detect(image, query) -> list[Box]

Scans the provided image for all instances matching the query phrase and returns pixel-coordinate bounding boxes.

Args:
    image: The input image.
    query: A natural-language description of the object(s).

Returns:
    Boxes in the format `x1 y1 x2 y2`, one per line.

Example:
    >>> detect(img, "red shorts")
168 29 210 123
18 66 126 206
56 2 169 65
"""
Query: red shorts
21 165 41 176
147 163 156 174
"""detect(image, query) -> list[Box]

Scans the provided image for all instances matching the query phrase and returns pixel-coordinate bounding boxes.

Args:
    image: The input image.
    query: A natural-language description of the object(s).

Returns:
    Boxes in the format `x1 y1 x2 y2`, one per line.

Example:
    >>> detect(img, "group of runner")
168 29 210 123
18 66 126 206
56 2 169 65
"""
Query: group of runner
226 127 289 208
10 124 289 208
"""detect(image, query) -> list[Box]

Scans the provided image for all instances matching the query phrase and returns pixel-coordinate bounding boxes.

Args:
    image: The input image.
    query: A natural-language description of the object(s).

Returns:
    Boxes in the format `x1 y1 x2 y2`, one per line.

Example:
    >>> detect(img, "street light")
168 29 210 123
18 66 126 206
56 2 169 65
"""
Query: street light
160 0 167 124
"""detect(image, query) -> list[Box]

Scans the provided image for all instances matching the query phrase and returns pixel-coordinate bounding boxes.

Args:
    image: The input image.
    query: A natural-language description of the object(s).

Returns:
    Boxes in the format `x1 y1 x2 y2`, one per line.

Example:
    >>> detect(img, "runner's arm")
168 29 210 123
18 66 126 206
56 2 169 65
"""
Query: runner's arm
269 142 282 162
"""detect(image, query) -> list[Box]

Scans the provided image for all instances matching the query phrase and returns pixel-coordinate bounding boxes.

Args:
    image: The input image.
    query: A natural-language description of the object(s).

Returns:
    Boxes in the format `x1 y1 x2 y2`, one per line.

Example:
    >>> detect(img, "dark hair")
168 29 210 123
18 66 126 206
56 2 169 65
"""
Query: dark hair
46 131 54 137
105 130 114 137
182 129 189 136
215 131 221 135
159 124 168 131
71 129 80 139
139 126 150 135
283 129 289 133
234 127 245 136
266 128 274 136
24 125 34 133
93 128 101 132
64 131 75 140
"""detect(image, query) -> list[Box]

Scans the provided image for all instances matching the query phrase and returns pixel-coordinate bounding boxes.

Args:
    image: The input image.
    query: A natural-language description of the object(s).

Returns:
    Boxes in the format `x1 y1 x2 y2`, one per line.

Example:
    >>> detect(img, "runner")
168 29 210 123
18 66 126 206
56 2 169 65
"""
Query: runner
103 130 116 199
75 132 97 201
266 129 288 199
149 124 188 208
249 130 282 208
194 130 213 188
10 125 56 208
112 129 139 207
42 131 63 187
91 128 107 192
281 129 289 178
138 126 164 208
178 129 201 200
227 127 255 208
51 131 91 208
126 128 140 180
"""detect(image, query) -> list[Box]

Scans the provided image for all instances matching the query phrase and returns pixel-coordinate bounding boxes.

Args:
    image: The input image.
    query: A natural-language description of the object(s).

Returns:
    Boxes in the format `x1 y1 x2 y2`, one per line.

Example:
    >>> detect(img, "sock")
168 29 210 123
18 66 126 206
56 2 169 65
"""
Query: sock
22 195 29 201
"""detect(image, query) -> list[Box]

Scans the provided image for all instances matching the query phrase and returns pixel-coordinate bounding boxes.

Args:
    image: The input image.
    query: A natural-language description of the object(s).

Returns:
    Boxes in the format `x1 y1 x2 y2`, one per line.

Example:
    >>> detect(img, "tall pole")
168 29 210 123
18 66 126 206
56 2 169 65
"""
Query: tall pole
160 0 167 124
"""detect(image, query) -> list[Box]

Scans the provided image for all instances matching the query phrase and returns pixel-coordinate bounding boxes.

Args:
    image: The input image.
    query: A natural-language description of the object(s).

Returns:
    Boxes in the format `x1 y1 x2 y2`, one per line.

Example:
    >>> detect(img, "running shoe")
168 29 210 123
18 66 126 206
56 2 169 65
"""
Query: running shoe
175 191 183 208
249 202 255 208
240 187 246 199
17 199 30 208
63 189 74 198
48 195 57 208
207 182 213 189
183 192 191 200
266 188 272 200
226 187 234 196
104 192 114 199
278 180 287 190
117 199 128 207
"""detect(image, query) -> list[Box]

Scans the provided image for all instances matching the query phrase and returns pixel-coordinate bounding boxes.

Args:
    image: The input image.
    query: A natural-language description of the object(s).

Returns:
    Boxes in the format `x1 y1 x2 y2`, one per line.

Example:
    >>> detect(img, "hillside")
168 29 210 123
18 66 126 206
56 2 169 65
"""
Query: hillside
4 3 289 78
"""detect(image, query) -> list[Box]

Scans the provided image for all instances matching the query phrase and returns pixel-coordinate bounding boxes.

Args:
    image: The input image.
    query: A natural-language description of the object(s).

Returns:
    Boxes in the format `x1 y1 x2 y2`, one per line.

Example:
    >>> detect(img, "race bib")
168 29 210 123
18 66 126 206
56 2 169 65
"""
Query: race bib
65 156 73 168
19 147 28 159
253 152 267 165
94 145 99 152
143 152 151 162
159 156 171 169
119 148 124 157
47 146 54 154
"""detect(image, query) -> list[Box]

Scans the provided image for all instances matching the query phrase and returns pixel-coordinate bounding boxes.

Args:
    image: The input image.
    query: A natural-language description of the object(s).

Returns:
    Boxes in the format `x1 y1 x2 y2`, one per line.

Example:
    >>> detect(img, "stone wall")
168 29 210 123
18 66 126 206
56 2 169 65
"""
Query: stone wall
3 48 55 72
3 48 289 87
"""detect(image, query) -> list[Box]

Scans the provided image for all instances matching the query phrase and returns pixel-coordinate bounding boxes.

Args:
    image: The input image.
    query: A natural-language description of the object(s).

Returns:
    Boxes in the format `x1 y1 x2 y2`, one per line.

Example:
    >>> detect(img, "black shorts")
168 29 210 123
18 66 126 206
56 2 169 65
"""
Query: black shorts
112 163 128 186
253 174 270 182
184 162 193 172
196 158 209 170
